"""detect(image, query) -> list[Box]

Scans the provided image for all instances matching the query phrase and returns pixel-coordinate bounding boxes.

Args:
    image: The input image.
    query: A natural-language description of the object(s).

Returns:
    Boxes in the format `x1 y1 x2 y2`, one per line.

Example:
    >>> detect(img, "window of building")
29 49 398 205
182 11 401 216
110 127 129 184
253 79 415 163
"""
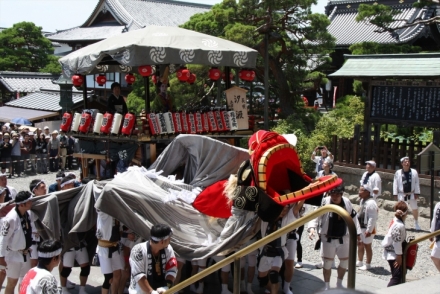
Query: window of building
106 73 115 81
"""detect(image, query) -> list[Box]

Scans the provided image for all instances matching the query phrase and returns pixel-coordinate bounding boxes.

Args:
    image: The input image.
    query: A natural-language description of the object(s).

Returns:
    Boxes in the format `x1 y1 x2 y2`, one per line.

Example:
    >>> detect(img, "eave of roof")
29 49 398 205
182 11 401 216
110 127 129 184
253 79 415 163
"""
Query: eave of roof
46 25 126 42
0 106 59 123
0 72 61 93
329 53 440 77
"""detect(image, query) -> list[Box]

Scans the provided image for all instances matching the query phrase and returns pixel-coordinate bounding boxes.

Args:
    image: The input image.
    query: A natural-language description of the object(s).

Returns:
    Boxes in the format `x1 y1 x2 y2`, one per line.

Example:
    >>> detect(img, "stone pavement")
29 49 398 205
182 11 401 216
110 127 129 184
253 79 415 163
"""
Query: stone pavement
1 258 391 294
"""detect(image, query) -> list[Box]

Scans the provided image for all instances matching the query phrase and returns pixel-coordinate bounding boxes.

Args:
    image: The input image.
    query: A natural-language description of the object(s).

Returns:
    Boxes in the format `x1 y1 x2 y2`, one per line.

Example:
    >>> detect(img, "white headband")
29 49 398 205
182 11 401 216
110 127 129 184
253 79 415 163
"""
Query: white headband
38 248 62 258
15 195 33 205
56 177 63 181
151 232 173 242
31 180 45 193
60 179 75 188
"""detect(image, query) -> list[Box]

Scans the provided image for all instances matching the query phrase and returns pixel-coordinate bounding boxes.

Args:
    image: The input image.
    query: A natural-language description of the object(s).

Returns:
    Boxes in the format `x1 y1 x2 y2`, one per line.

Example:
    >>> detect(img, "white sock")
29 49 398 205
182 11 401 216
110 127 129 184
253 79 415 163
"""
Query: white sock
240 280 246 291
324 282 330 290
247 283 254 294
415 220 419 224
283 281 292 293
221 284 229 291
62 287 70 294
79 286 87 294
337 278 343 287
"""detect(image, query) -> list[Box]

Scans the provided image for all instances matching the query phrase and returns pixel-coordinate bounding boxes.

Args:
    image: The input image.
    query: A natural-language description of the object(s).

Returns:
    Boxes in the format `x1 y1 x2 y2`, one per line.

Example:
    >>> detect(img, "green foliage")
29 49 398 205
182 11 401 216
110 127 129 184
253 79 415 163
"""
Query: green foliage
356 3 398 30
349 42 422 55
274 95 364 174
181 0 335 115
0 22 53 72
382 125 433 143
39 55 61 74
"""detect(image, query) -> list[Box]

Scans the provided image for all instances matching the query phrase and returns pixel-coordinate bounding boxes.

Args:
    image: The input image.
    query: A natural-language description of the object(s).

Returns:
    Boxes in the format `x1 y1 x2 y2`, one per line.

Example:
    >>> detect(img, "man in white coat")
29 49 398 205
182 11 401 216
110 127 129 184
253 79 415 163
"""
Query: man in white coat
393 157 421 230
0 191 35 294
360 160 381 201
356 185 379 270
308 185 362 291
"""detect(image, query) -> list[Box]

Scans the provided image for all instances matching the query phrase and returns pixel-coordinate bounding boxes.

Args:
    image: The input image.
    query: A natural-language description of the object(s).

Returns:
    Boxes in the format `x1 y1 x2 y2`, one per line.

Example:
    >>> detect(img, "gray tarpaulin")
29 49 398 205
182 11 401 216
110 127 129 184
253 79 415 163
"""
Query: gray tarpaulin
21 135 260 260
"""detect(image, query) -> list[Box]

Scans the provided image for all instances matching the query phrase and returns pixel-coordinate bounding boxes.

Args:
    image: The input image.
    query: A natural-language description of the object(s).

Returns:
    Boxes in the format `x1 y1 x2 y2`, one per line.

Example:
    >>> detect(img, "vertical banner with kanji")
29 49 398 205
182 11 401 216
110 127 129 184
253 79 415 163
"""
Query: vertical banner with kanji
225 86 249 130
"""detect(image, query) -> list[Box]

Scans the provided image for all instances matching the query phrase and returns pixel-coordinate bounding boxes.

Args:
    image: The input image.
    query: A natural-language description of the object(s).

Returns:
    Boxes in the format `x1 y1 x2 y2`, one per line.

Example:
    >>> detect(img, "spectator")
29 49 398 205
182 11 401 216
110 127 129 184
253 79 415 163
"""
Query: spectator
28 132 37 175
10 132 23 177
43 126 50 137
0 133 13 177
47 130 60 172
20 133 33 175
58 130 68 171
311 146 334 174
35 133 48 174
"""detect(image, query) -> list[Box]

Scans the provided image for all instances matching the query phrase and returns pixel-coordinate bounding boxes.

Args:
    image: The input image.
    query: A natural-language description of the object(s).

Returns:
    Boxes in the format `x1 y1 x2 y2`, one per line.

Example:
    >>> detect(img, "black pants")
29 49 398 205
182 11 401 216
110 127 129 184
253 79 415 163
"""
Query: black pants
387 259 403 287
297 225 304 262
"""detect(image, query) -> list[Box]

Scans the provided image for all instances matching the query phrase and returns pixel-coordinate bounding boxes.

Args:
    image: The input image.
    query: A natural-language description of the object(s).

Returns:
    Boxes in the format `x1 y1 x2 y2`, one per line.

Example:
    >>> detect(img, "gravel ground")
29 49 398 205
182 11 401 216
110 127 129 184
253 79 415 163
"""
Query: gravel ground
5 172 438 283
299 195 438 282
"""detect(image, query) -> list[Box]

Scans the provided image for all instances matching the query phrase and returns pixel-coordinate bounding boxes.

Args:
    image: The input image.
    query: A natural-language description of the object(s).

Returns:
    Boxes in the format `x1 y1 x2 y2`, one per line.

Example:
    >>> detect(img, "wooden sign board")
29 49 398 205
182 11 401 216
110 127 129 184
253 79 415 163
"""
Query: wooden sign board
225 86 249 130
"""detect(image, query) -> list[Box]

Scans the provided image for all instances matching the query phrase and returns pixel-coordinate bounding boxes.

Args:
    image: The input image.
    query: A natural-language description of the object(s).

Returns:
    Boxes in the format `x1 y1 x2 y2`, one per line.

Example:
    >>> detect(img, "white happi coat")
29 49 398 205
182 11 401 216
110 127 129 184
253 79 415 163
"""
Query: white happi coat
307 196 362 237
430 202 440 241
358 198 379 234
19 266 58 294
129 242 178 294
0 208 36 262
360 171 382 200
382 217 406 260
96 210 121 256
393 168 420 200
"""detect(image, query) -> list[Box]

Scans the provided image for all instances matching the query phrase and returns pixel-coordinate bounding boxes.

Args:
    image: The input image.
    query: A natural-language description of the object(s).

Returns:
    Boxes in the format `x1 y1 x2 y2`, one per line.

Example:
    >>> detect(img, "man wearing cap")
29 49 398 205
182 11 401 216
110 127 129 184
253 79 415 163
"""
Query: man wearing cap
0 172 17 202
47 130 60 172
108 82 128 115
58 130 69 171
43 126 50 138
360 160 382 201
356 185 379 270
0 191 37 294
129 224 177 294
308 185 361 291
19 239 62 293
48 171 65 193
311 146 334 174
393 156 421 230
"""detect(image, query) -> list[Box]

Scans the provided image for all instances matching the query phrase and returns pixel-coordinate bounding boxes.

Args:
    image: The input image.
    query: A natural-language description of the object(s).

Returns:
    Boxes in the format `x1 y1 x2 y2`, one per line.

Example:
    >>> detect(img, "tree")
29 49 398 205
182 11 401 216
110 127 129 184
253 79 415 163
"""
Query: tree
356 1 440 34
0 22 53 72
182 0 335 116
40 55 62 74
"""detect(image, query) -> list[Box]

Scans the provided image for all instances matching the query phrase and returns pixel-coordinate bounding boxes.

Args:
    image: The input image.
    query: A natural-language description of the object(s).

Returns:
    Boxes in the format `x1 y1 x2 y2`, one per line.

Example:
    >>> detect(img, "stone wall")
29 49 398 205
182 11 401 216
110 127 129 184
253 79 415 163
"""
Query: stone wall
333 165 440 218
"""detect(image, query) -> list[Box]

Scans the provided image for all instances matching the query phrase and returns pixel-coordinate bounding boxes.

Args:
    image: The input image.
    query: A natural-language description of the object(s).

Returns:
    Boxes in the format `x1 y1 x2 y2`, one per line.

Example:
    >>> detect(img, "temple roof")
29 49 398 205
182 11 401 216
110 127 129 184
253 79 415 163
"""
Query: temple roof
47 0 211 43
0 72 60 93
325 0 436 47
5 90 85 112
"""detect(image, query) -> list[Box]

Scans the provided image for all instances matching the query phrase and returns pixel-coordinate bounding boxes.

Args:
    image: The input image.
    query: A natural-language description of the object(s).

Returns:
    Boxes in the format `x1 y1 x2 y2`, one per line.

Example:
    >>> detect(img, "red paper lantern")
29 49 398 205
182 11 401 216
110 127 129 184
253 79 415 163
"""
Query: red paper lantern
96 74 107 86
152 75 158 84
125 73 136 85
138 65 152 77
71 74 84 87
176 67 190 82
209 68 221 81
222 72 234 81
240 69 255 81
187 73 197 84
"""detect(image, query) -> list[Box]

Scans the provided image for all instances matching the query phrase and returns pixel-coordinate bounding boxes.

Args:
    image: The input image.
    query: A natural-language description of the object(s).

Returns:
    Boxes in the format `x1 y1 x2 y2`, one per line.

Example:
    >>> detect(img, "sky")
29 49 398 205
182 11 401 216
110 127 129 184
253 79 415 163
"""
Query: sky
0 0 328 33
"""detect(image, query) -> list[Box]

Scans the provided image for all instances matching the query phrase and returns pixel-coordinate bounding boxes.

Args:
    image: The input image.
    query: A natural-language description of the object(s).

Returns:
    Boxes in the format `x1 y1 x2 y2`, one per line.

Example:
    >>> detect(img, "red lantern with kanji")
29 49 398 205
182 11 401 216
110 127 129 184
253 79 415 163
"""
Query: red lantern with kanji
125 73 136 85
187 73 196 85
222 72 234 81
96 75 107 86
176 67 190 82
71 75 84 87
209 68 221 81
138 65 152 77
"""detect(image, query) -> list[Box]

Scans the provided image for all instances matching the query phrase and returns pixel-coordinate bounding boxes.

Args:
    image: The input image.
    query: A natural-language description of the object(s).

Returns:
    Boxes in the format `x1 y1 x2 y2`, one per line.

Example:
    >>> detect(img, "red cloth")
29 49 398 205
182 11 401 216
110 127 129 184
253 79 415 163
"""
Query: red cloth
192 180 232 218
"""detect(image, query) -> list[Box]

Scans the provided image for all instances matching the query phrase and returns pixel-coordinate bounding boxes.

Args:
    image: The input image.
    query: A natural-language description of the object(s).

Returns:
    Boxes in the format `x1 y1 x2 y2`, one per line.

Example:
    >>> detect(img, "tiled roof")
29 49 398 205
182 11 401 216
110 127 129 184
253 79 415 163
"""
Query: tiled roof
0 72 60 92
5 91 84 112
47 0 211 43
327 4 433 47
46 25 126 42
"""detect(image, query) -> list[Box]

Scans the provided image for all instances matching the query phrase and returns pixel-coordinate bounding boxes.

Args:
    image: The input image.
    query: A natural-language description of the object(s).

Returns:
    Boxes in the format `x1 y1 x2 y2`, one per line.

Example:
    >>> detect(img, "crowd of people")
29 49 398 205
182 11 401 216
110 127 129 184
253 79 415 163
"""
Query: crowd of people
0 123 77 178
0 144 438 294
